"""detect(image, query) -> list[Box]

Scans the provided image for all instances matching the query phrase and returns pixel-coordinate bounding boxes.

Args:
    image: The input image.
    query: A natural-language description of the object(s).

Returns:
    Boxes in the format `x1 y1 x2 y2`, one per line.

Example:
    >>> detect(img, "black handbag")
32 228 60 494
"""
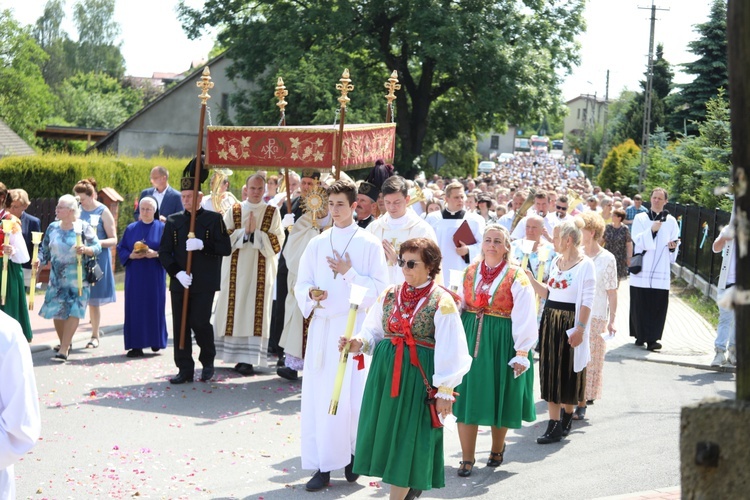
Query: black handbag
628 251 645 275
85 257 104 285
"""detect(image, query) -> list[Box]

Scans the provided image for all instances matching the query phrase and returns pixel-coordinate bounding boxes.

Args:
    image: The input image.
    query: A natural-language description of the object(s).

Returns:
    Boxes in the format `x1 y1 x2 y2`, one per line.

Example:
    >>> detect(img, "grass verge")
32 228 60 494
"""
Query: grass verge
671 276 719 329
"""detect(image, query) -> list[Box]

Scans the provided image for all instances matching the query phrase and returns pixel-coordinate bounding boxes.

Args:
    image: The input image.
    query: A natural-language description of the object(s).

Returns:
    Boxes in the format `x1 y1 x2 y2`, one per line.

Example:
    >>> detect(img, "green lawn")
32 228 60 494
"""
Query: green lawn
671 276 719 329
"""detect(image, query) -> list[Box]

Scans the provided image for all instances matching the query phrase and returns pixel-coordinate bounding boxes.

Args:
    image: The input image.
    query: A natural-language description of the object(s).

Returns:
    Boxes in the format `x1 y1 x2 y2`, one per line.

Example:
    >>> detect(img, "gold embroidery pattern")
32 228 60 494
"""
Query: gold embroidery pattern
252 205 276 337
224 203 243 337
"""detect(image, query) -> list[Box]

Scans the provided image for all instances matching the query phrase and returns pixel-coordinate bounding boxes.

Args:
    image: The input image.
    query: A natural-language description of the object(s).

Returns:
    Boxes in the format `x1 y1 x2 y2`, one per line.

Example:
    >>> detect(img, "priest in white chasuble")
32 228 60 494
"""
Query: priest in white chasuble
293 179 388 491
214 174 285 376
366 175 437 285
425 181 484 276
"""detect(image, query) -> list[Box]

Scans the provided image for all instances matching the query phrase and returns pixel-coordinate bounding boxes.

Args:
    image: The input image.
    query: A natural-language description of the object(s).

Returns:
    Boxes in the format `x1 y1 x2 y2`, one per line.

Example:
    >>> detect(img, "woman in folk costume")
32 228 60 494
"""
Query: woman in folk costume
0 185 32 341
344 237 472 500
453 224 537 476
527 218 596 443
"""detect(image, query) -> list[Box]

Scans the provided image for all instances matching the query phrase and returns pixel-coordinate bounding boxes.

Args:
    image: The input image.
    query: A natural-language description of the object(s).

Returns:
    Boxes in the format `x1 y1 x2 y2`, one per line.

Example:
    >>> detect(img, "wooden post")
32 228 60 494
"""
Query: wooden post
179 67 214 350
727 0 750 401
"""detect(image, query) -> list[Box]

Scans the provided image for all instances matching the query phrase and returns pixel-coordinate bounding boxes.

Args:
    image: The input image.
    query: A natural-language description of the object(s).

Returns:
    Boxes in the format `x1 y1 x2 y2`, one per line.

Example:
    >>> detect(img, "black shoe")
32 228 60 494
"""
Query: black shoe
561 411 574 437
647 342 662 351
572 406 586 421
234 363 255 376
277 366 299 381
200 366 215 382
487 443 506 467
52 352 68 362
305 470 330 491
276 356 286 367
344 455 359 482
169 372 193 384
537 419 563 444
457 459 475 477
404 488 423 500
151 347 161 353
635 340 645 347
126 349 144 358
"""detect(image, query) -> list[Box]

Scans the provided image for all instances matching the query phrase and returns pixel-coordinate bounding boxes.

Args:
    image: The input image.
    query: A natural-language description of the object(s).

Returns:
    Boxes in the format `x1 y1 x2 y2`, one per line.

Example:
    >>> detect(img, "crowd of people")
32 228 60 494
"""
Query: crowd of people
0 150 737 499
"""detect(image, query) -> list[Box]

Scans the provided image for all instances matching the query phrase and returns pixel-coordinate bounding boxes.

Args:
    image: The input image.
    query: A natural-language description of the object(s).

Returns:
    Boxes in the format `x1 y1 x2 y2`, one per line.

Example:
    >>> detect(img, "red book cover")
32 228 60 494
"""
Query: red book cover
452 220 477 247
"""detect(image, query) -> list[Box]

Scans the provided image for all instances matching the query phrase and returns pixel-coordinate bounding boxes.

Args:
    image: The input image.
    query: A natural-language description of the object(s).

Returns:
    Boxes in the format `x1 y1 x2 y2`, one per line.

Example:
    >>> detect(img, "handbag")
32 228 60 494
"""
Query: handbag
85 257 104 285
629 250 645 275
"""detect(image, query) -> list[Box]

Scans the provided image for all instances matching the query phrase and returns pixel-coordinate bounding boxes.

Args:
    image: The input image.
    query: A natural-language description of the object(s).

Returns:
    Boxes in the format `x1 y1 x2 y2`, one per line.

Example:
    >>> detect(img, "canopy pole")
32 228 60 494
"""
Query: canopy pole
334 69 353 180
275 77 292 212
384 70 400 123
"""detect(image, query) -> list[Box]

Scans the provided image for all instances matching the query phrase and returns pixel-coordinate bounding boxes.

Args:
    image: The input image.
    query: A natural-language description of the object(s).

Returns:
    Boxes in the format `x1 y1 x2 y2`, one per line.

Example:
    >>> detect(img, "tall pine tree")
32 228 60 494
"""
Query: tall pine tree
667 0 727 136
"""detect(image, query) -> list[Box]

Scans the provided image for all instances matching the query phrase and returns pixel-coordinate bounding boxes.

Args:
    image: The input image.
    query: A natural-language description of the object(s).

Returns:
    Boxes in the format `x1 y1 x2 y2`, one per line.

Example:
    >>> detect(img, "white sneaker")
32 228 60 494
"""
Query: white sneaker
711 350 726 367
727 347 737 366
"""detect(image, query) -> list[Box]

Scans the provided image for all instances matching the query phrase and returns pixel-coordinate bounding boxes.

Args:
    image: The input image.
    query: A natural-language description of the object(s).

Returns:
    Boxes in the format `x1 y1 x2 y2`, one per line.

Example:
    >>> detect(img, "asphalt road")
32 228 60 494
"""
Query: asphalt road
15 333 736 499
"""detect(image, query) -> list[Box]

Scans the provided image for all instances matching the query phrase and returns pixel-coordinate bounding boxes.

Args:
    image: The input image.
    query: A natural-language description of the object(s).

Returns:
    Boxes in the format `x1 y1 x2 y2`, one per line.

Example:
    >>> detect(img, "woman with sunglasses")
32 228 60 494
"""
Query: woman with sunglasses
342 237 471 500
453 224 537 476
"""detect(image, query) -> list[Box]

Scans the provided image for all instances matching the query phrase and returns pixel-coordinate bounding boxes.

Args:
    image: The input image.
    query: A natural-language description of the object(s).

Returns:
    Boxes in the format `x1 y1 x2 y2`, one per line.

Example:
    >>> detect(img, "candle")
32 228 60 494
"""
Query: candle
0 219 12 306
89 214 100 228
73 220 83 296
28 231 43 310
449 269 464 293
329 283 368 415
520 239 535 271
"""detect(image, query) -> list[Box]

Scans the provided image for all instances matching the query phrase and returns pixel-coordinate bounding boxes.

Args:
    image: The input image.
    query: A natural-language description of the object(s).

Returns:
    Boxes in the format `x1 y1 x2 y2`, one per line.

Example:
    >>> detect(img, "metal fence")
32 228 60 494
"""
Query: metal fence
664 202 731 288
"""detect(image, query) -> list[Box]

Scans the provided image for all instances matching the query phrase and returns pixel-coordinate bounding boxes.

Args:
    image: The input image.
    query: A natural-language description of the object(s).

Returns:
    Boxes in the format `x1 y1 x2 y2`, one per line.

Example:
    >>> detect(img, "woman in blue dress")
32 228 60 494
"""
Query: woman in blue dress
37 194 101 362
117 197 168 357
74 179 117 348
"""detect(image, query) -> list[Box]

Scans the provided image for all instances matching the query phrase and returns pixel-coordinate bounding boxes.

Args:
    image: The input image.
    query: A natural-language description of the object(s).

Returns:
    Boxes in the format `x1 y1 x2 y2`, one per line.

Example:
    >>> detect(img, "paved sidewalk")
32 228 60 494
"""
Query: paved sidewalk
595 486 681 499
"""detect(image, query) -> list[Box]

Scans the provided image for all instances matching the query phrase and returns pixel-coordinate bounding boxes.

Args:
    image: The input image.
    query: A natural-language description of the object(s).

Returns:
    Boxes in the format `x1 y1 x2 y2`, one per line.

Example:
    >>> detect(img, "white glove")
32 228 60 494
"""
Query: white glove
282 213 295 228
186 238 204 251
176 271 192 289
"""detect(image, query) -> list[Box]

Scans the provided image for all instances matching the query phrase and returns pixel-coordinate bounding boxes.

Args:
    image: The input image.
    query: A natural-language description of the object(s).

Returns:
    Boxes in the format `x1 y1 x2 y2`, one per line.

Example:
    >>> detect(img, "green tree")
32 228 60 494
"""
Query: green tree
56 72 142 128
72 0 125 78
667 0 727 136
0 10 55 144
596 139 640 194
33 0 74 87
179 0 586 175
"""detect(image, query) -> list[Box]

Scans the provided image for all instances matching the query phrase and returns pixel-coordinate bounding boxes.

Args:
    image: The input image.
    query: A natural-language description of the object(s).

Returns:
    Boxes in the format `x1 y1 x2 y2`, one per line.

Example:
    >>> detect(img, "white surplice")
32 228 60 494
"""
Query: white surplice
630 212 679 291
214 201 285 366
424 210 484 277
366 210 437 285
0 310 40 499
294 222 388 472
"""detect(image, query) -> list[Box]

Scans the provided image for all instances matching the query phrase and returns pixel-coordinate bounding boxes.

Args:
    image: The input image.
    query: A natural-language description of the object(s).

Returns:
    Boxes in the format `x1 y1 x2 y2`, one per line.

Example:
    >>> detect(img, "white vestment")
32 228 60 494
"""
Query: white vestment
630 212 679 291
425 210 484 277
366 210 437 285
0 310 40 499
214 201 285 366
278 213 332 362
294 222 388 472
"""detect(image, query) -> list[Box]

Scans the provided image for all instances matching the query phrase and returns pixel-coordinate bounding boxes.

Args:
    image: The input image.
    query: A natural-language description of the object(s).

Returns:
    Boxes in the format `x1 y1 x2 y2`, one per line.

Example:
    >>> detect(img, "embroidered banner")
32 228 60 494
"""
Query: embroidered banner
206 123 396 170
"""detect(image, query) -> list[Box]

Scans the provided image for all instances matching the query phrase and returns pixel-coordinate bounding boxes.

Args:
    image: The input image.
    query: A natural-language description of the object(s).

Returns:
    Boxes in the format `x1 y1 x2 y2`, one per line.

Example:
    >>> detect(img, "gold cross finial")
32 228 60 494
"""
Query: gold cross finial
384 70 400 106
275 77 288 113
336 68 354 108
197 66 214 105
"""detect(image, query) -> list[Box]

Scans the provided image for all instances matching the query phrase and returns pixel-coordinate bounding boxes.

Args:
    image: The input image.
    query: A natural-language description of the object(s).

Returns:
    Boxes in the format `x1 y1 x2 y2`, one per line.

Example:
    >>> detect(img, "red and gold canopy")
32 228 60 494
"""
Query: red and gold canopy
206 123 396 171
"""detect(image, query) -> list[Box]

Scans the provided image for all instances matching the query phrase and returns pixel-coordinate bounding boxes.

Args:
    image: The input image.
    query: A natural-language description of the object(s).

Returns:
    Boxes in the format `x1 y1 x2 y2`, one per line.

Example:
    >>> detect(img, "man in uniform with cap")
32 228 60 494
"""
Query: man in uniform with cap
159 157 233 384
269 169 320 369
355 181 378 228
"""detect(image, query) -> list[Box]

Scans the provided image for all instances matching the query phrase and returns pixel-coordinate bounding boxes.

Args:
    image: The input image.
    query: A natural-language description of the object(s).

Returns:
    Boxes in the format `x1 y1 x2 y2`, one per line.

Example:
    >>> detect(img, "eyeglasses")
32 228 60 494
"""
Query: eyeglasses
397 259 422 269
556 205 568 210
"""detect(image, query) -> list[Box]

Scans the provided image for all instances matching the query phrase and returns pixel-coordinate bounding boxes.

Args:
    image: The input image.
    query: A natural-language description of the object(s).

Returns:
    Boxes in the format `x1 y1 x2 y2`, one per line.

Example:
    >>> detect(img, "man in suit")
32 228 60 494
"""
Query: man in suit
7 189 41 285
135 166 183 222
159 160 232 384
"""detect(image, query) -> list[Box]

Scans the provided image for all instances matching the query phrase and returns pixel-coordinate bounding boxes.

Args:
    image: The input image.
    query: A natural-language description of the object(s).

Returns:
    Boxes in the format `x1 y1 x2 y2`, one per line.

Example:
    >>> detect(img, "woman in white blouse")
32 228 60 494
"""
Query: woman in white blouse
527 218 596 443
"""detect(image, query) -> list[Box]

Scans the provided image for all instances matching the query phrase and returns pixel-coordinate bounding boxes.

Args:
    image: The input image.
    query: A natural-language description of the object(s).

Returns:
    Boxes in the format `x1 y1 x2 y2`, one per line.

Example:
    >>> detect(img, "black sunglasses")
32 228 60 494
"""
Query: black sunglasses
397 259 422 269
556 205 568 210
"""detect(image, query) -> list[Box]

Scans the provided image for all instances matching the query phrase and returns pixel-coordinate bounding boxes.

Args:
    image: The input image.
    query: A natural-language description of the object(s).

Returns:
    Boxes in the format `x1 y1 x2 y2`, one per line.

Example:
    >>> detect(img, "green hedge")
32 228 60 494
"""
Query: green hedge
579 163 595 182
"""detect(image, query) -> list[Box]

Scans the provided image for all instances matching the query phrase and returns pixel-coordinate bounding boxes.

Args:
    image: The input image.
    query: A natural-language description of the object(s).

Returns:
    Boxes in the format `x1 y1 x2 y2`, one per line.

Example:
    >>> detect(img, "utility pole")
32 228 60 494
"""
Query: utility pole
638 1 668 192
585 92 597 165
599 70 610 169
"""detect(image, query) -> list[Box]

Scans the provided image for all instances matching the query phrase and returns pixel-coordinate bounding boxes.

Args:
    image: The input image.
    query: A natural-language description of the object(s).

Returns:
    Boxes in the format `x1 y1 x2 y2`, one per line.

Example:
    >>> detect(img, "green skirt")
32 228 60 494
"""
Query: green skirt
0 261 32 341
353 339 444 490
453 312 535 428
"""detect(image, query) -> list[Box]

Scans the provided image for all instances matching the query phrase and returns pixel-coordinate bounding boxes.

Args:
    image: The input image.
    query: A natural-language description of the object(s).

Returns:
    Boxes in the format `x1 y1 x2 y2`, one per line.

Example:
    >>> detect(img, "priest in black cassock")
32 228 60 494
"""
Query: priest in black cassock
355 181 378 228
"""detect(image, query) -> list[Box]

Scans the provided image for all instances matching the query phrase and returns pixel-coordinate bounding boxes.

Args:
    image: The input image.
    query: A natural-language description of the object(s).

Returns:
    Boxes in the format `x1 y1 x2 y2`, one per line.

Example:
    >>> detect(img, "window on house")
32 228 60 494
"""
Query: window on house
490 135 499 149
577 109 581 119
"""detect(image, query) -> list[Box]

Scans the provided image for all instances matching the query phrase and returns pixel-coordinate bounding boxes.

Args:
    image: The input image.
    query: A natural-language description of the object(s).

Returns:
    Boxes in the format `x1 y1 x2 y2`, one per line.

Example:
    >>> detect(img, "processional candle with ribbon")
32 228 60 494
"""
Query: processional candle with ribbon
28 231 43 310
449 269 464 293
73 220 83 296
0 219 12 305
329 283 369 415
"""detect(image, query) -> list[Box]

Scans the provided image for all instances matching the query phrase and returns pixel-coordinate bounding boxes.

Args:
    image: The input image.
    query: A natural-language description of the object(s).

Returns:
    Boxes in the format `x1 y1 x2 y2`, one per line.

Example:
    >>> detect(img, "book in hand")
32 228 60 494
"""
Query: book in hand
452 220 477 247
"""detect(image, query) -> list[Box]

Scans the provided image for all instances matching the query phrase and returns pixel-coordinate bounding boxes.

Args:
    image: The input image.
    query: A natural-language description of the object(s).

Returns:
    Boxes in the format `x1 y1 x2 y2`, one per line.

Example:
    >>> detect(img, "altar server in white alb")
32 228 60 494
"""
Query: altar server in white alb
294 179 389 492
214 174 285 376
629 187 680 351
0 310 41 499
366 175 437 285
425 181 484 276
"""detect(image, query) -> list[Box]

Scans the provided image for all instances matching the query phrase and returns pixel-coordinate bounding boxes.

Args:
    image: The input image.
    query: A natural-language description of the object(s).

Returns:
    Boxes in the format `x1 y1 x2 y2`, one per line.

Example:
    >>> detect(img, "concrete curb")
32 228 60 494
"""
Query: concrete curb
29 324 123 354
